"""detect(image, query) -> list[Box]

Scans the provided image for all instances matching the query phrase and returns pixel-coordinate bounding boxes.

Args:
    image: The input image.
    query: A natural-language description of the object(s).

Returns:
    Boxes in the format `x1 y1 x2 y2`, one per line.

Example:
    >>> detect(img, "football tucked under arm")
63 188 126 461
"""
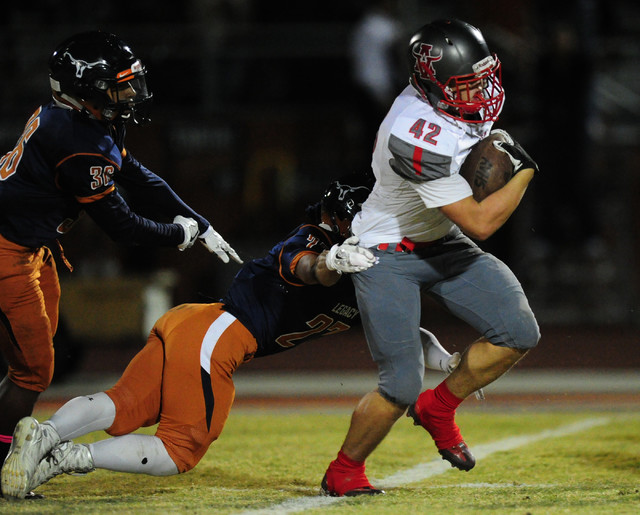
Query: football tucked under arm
460 130 539 201
459 131 513 201
494 139 539 175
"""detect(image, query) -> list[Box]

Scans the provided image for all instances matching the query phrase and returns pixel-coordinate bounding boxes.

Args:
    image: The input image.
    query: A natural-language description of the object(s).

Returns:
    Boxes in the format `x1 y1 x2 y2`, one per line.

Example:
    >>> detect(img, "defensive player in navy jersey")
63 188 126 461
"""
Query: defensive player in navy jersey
1 181 464 499
0 30 240 484
321 19 540 496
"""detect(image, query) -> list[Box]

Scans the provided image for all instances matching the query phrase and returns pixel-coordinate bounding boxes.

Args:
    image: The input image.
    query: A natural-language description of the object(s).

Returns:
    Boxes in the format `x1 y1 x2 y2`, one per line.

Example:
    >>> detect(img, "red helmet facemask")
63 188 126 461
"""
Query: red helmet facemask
424 55 504 123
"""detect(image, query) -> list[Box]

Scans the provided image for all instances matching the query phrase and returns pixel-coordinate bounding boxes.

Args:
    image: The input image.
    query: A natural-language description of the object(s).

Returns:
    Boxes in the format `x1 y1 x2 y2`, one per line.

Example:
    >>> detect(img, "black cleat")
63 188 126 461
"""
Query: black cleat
438 442 476 471
320 473 385 497
406 403 421 426
1 490 44 500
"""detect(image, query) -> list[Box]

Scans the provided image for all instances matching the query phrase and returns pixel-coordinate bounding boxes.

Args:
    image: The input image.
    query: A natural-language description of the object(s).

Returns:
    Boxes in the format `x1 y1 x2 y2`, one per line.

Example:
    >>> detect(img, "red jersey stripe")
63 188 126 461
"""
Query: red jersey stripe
413 146 423 175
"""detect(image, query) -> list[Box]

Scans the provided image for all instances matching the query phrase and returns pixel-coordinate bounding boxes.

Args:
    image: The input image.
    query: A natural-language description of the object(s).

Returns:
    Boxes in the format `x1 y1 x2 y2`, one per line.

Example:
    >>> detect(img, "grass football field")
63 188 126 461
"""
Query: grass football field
1 402 639 514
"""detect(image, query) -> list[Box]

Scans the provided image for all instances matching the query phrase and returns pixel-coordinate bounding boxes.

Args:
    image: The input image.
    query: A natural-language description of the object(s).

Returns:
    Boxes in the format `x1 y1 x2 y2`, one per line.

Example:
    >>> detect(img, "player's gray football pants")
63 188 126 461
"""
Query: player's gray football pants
352 229 540 406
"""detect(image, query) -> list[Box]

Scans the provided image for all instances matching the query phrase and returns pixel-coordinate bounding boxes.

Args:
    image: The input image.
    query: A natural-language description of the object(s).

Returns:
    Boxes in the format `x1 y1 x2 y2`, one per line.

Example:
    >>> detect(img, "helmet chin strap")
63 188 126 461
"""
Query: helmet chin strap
52 90 104 121
411 75 445 113
52 91 84 112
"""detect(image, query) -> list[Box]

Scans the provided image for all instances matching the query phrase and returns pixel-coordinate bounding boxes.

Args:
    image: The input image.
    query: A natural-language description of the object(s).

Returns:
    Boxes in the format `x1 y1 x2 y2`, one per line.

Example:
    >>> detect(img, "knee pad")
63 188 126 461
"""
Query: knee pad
498 310 541 351
520 317 541 350
377 353 424 407
378 374 423 407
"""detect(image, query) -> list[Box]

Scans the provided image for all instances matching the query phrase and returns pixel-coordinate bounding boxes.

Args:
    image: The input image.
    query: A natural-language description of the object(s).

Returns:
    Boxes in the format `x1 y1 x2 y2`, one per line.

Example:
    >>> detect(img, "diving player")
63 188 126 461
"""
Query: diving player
1 181 462 499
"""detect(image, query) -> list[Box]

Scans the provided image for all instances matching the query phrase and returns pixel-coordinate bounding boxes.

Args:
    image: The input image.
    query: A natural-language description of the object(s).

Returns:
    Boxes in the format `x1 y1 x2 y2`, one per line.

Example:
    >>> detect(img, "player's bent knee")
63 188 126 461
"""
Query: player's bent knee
378 387 410 409
8 361 54 392
378 374 423 407
140 436 180 476
506 313 540 351
159 438 203 474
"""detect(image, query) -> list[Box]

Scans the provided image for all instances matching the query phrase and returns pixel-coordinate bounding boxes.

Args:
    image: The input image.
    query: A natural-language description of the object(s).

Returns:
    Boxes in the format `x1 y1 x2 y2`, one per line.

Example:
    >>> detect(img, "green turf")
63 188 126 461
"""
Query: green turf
1 407 639 514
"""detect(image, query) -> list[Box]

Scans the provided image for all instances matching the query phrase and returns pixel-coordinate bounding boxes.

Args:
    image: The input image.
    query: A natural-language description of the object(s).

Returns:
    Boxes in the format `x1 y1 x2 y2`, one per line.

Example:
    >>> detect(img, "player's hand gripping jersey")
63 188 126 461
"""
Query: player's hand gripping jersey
0 101 207 248
352 85 496 247
222 223 359 357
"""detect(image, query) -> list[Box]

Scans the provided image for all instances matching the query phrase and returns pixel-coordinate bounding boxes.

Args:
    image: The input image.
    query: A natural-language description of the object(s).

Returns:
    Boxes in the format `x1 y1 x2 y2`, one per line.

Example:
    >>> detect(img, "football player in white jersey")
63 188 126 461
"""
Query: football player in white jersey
321 19 540 497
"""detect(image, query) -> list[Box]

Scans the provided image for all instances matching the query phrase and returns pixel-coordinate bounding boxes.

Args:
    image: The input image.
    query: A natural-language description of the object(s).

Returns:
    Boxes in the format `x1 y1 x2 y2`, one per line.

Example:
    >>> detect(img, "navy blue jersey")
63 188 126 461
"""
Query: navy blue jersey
222 223 360 357
0 101 208 248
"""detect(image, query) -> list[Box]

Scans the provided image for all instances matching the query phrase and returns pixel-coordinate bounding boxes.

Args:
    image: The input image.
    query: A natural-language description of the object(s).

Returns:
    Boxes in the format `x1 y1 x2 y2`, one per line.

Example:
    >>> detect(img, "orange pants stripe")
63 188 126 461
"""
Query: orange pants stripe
105 303 257 473
0 233 59 391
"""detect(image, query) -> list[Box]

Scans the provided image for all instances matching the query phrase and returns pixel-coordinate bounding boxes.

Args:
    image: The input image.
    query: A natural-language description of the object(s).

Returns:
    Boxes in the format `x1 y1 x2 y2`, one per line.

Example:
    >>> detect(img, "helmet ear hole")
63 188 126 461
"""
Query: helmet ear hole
94 80 109 91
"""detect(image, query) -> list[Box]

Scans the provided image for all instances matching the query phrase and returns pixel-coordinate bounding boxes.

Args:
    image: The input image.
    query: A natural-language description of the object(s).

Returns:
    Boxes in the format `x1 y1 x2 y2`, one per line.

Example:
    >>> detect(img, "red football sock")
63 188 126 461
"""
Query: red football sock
336 449 363 469
414 381 464 449
434 381 464 410
324 449 374 496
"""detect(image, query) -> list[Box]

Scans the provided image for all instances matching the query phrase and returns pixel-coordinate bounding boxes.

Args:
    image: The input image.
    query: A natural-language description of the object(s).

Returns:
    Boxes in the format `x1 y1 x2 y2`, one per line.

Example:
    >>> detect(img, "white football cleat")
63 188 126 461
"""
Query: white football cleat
420 328 455 372
27 441 95 492
1 417 61 499
445 351 461 373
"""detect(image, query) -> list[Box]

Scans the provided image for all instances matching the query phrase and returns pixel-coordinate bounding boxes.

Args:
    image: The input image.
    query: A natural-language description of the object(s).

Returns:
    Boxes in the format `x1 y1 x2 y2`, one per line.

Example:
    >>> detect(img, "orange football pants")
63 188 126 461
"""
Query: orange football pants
105 303 257 473
0 233 59 392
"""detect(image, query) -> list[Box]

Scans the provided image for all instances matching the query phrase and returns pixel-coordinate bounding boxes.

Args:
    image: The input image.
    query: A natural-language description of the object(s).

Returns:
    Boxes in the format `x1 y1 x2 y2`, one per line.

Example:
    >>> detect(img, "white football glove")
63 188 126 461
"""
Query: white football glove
174 215 199 251
325 236 377 274
200 226 243 264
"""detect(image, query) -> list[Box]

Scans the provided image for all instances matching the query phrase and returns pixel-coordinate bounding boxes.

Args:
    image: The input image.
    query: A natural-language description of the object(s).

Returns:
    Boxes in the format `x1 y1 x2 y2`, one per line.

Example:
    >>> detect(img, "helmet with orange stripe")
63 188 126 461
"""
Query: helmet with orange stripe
49 30 153 125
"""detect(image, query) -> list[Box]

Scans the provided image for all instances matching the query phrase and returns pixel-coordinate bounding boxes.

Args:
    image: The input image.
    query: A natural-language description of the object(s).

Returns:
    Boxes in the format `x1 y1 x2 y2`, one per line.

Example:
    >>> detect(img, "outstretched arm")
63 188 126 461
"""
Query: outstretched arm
295 236 377 286
116 151 210 232
295 252 342 287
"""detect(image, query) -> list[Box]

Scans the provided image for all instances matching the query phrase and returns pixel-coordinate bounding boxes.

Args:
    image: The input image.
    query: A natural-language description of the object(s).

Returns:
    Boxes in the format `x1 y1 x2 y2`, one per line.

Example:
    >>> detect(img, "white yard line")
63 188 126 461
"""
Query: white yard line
237 417 609 515
425 482 557 489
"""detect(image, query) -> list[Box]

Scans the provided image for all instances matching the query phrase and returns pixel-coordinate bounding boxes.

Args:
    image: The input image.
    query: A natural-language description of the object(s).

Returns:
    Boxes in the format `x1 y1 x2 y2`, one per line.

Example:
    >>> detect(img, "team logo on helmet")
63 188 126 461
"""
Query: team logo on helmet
335 184 354 206
412 43 442 80
64 52 108 78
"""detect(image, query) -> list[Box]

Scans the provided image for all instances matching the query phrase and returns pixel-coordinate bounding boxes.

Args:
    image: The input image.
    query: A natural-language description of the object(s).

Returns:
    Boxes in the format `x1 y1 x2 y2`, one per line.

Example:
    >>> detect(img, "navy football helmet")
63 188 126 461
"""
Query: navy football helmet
408 19 504 123
49 31 152 125
321 181 370 234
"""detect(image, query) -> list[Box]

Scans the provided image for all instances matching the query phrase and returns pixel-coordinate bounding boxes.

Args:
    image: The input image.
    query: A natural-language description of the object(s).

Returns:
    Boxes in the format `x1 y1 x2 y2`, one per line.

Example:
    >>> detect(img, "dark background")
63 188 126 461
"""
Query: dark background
0 0 638 380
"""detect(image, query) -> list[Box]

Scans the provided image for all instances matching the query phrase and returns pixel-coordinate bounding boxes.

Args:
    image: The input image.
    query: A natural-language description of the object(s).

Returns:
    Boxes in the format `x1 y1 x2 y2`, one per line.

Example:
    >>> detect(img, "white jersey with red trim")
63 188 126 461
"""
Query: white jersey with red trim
352 85 495 247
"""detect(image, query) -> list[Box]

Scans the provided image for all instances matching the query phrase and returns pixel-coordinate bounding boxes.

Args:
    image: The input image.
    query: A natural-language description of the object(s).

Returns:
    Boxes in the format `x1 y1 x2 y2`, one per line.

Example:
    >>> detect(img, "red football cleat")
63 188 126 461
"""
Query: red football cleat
437 442 476 471
407 400 476 471
320 473 384 497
